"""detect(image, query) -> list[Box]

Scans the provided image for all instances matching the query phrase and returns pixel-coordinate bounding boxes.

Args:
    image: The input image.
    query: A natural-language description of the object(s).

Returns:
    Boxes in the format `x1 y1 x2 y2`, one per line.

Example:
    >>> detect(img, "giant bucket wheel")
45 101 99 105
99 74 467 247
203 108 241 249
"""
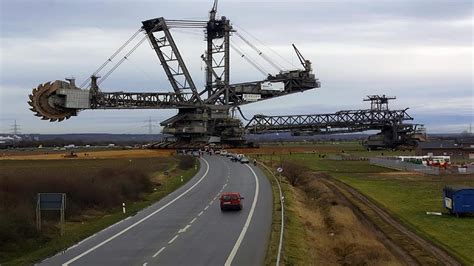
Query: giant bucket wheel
28 81 77 122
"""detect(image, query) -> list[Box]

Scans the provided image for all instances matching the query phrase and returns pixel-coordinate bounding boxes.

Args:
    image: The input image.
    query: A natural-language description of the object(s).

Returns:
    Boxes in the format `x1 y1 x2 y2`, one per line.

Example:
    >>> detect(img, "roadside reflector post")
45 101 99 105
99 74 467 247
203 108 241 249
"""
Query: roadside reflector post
181 176 183 182
122 202 126 214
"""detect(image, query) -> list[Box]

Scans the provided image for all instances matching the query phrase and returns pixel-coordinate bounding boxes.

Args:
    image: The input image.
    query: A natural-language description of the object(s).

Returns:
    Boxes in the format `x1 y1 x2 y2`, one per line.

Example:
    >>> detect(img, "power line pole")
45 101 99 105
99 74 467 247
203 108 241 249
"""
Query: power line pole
143 117 158 134
147 117 153 134
11 120 21 135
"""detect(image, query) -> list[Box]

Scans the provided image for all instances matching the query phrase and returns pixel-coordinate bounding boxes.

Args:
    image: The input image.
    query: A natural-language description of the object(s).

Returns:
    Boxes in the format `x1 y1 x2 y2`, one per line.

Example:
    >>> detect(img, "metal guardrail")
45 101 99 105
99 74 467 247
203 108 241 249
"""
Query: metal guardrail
258 162 285 266
369 157 440 175
467 166 474 174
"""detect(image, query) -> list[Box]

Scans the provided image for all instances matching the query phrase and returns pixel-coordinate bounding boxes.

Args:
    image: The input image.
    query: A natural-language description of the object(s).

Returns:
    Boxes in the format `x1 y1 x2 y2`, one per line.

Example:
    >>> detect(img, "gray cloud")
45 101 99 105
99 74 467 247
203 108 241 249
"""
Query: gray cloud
1 0 472 134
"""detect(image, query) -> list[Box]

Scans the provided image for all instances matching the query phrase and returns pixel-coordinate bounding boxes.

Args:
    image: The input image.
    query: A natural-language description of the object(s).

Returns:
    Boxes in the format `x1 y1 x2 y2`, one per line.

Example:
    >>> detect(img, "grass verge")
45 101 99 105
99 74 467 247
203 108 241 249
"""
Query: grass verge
259 165 282 266
280 181 311 265
258 160 310 266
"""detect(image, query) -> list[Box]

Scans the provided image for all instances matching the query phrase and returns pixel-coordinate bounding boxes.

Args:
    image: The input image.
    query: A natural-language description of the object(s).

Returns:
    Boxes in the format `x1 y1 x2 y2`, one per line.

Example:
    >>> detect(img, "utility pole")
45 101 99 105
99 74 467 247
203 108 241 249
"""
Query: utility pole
143 117 158 134
11 120 21 135
146 117 152 134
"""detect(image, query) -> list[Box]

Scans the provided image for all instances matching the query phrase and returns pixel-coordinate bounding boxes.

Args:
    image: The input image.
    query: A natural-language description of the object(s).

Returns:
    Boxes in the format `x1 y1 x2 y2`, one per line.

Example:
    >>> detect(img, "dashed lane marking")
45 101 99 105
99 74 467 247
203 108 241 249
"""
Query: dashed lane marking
190 217 197 224
168 235 179 244
152 247 166 258
178 224 191 233
225 164 260 266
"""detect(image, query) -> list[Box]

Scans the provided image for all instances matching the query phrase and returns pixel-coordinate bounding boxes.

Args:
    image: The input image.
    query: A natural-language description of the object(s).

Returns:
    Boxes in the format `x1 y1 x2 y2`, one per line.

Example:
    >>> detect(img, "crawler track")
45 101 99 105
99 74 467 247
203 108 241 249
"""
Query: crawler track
320 178 460 266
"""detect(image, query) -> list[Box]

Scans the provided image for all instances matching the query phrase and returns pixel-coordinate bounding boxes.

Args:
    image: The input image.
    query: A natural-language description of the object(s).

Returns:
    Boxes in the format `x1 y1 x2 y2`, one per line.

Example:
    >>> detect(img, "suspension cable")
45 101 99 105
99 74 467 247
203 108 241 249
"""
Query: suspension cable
80 28 143 88
230 44 268 76
98 35 148 85
234 31 284 72
234 23 298 69
171 28 203 37
166 19 207 29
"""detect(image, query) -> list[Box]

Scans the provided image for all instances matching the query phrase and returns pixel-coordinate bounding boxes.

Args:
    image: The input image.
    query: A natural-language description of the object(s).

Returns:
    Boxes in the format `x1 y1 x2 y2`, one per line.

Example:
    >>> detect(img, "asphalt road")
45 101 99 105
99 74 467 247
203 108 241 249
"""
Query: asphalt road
40 155 273 266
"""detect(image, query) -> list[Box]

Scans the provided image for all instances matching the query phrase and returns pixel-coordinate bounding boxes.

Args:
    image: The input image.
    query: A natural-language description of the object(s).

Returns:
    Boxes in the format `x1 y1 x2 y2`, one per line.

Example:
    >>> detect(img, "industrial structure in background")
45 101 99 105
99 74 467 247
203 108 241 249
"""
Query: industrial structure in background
27 1 423 149
246 95 426 150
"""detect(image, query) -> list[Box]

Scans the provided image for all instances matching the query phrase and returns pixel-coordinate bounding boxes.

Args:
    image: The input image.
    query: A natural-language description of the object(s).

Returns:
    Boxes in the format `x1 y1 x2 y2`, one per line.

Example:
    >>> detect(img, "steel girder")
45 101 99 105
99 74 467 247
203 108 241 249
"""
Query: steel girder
245 109 413 134
93 92 197 109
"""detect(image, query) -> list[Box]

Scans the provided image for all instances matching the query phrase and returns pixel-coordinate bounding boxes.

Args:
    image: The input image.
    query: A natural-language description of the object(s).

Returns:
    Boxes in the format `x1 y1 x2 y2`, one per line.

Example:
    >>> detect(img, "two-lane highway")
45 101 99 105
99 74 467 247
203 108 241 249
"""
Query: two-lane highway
40 155 272 266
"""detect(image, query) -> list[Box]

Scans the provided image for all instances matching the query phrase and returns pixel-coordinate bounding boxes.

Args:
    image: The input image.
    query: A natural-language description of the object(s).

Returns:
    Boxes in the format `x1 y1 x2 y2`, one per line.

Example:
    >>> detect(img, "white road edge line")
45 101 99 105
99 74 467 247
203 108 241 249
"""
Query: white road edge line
198 210 204 216
190 217 197 224
152 247 166 258
224 164 260 266
62 158 210 266
168 235 179 244
204 205 209 210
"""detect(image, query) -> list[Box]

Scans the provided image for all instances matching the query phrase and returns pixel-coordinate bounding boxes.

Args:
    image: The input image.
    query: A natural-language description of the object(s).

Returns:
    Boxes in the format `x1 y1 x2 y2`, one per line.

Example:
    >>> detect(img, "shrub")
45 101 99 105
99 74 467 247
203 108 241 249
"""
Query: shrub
0 157 165 261
282 161 308 186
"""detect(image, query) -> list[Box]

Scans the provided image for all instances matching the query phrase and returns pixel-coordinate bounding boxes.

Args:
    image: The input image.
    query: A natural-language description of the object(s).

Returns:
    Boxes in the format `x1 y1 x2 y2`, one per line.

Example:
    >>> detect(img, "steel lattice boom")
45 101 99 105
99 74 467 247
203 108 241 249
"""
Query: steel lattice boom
246 109 412 134
245 96 425 150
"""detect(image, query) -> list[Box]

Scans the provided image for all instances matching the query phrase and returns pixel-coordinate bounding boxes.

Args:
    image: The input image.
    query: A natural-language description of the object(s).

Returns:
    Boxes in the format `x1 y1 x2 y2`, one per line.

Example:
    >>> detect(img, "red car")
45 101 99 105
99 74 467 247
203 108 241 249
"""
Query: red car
220 192 244 211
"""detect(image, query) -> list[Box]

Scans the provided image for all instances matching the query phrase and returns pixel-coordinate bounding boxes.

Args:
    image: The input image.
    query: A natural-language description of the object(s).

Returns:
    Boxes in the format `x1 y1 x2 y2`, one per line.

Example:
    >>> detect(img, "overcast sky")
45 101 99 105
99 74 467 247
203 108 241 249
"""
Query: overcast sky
0 0 472 134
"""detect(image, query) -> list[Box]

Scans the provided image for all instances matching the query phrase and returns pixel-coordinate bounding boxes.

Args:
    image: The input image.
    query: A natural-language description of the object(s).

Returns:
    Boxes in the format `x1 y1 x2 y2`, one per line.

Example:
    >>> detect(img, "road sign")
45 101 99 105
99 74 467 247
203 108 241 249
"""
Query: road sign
36 193 66 235
38 193 65 210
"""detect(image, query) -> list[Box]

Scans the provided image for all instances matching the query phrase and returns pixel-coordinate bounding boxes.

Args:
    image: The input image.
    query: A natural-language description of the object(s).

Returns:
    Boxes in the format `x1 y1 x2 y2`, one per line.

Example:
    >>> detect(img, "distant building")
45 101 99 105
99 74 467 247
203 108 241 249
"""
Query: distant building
416 138 474 159
0 135 17 149
0 141 13 149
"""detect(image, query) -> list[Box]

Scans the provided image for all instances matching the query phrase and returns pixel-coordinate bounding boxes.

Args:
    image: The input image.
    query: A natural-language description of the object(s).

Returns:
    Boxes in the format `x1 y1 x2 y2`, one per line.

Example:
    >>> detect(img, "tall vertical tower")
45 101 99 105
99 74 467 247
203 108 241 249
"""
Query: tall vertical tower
11 120 21 135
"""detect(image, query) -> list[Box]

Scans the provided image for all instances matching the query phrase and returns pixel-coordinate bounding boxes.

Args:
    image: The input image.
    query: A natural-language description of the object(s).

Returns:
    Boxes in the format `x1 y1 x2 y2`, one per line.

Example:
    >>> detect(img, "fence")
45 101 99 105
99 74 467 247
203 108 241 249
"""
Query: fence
457 165 474 174
328 155 369 161
369 157 440 175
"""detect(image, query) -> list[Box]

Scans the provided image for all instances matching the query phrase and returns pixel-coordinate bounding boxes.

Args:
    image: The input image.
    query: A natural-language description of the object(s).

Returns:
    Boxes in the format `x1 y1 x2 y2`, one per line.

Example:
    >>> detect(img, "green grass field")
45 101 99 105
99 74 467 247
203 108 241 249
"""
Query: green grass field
336 173 474 264
262 146 474 265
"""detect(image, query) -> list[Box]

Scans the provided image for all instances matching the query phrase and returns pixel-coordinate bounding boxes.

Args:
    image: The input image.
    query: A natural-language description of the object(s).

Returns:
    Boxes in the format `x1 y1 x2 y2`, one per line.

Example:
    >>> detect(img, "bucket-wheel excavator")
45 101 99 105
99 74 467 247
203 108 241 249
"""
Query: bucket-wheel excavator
28 1 423 149
28 1 319 148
